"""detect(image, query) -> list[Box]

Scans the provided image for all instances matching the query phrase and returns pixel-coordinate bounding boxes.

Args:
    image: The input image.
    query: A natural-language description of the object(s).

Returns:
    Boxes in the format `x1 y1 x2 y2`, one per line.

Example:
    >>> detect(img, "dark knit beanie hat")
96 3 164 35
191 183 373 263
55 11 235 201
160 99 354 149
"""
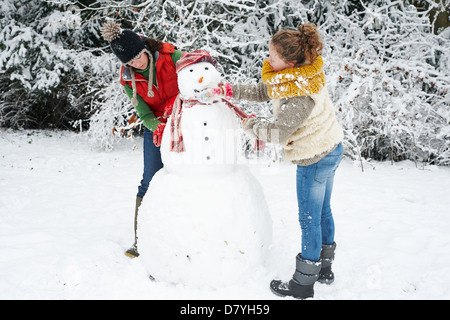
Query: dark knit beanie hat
101 20 155 105
101 20 147 65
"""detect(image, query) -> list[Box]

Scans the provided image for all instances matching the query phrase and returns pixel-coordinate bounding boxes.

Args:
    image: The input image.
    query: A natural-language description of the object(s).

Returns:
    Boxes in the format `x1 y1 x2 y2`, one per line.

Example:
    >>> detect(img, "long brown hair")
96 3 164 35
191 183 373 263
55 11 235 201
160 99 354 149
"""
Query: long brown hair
271 23 323 66
144 37 163 52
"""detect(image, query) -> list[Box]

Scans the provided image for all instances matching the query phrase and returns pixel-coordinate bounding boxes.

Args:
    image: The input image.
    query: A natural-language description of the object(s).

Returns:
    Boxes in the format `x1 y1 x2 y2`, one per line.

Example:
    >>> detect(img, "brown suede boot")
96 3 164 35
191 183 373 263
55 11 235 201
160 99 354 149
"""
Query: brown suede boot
125 196 143 258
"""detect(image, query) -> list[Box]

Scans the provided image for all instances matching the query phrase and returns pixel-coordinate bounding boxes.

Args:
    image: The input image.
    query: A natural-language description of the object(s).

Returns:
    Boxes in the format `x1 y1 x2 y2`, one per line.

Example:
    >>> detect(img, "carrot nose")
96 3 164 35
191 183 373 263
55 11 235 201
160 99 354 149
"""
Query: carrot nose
198 77 204 83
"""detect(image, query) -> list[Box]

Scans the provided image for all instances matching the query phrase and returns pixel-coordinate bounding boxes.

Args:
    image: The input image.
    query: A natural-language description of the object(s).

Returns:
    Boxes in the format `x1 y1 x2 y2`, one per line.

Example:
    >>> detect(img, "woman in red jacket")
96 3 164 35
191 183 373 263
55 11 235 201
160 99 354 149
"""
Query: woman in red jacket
102 21 182 258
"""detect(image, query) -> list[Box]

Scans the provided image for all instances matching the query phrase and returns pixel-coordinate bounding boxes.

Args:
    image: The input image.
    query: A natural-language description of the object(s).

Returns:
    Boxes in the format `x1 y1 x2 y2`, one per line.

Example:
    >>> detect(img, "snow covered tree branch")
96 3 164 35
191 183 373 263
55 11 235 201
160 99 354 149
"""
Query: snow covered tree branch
1 0 448 165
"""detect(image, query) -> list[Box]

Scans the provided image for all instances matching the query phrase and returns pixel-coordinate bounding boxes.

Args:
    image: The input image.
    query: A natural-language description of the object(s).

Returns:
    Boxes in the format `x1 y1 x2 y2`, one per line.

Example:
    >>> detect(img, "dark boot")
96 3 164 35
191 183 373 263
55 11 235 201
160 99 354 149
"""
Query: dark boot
318 242 336 284
270 254 321 299
125 196 143 258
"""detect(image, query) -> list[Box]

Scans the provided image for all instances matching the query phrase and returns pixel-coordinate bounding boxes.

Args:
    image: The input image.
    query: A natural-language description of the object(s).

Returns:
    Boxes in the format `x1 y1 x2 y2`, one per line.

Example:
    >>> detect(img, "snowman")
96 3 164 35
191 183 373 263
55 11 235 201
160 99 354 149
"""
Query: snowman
137 50 272 287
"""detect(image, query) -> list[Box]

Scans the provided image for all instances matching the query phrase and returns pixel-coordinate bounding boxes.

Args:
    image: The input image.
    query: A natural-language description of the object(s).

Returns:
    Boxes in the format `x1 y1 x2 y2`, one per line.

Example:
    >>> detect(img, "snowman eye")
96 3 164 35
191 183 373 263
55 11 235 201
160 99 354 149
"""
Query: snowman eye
190 69 194 72
205 67 209 70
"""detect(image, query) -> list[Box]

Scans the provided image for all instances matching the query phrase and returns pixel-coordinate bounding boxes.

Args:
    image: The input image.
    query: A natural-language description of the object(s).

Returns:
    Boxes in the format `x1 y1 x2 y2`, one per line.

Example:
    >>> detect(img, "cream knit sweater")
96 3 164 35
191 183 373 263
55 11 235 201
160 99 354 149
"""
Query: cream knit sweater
233 82 343 166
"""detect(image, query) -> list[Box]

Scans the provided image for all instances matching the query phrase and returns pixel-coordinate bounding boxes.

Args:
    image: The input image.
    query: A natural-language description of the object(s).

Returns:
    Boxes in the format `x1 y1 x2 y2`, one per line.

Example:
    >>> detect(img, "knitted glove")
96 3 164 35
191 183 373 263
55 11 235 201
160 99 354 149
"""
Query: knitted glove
153 123 166 147
242 117 258 138
242 116 265 151
160 96 176 123
198 83 233 102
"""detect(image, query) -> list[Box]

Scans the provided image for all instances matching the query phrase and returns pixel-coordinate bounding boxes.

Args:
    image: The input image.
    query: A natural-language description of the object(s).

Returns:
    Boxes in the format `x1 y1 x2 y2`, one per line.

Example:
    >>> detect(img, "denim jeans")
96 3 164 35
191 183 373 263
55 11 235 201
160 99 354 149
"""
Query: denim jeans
296 142 343 262
137 128 164 198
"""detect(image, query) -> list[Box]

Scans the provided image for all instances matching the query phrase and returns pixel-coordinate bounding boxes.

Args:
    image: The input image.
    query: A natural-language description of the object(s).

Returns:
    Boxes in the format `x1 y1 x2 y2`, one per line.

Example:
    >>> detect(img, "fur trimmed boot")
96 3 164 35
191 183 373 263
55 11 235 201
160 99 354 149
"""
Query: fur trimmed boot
270 254 321 299
318 242 336 284
125 196 143 258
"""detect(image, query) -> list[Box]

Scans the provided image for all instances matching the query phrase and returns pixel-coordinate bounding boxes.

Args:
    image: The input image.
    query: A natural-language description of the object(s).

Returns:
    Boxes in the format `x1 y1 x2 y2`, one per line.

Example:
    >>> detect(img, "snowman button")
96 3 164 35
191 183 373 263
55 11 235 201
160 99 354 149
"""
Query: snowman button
203 122 207 126
205 137 209 141
206 156 211 160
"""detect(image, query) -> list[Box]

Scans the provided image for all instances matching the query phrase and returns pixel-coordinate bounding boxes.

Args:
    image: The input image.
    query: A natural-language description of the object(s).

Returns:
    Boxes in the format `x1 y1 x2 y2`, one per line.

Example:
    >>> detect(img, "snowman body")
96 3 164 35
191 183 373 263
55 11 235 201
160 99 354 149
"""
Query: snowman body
137 61 272 287
161 102 238 177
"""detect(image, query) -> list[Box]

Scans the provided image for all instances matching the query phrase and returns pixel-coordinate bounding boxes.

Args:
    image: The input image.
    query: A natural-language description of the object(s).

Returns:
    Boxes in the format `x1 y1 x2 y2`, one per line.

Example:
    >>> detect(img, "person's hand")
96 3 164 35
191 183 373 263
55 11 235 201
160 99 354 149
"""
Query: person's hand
241 116 265 151
153 123 166 147
242 114 256 128
198 83 233 102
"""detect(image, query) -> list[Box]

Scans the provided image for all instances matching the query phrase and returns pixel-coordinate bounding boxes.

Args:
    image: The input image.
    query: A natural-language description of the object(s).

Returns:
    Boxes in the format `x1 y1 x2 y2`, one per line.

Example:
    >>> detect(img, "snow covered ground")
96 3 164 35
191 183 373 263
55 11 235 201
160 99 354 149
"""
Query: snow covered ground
1 129 450 300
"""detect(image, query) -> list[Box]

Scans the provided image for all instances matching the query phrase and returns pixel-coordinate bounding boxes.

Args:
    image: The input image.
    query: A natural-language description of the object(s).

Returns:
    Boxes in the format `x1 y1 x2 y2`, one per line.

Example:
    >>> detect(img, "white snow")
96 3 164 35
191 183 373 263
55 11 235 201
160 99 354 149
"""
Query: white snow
1 129 450 300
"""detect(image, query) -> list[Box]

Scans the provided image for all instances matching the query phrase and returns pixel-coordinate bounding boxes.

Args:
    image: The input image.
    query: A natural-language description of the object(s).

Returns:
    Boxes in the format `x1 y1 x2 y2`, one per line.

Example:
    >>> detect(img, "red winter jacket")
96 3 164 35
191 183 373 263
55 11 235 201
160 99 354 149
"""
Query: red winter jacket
120 42 179 120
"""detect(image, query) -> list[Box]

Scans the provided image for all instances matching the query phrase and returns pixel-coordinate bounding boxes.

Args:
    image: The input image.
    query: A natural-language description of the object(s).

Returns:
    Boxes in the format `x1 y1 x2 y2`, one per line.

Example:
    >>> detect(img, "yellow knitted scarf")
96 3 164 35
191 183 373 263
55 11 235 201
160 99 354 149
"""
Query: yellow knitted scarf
261 56 326 99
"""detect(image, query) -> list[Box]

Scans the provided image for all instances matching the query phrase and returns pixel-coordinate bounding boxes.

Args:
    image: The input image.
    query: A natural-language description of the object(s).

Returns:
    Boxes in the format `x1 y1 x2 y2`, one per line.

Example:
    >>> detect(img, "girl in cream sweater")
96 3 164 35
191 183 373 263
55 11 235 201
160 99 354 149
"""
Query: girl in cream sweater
209 23 344 299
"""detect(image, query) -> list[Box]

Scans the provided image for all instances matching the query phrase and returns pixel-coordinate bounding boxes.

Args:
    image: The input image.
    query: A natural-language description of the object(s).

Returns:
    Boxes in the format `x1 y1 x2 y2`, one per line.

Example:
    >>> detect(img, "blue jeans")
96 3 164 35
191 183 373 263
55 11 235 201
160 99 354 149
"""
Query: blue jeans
137 128 164 198
296 142 343 262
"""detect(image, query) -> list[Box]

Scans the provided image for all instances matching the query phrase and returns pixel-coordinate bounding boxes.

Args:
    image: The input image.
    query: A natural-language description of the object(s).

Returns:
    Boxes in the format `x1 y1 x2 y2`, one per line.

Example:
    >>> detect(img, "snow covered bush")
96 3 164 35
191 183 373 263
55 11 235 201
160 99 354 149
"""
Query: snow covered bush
1 0 448 165
86 74 137 151
0 0 111 130
85 0 449 164
319 1 450 165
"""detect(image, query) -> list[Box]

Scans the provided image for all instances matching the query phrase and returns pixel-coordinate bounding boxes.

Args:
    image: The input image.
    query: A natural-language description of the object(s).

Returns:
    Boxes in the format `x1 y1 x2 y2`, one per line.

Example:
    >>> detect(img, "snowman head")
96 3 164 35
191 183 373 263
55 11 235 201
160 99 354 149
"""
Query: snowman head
176 50 222 99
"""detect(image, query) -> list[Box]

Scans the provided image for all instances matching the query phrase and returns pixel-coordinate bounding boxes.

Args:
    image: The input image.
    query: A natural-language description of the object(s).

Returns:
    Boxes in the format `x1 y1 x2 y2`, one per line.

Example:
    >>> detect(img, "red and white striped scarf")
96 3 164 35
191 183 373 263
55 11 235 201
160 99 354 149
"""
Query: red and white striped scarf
169 94 264 153
169 95 213 152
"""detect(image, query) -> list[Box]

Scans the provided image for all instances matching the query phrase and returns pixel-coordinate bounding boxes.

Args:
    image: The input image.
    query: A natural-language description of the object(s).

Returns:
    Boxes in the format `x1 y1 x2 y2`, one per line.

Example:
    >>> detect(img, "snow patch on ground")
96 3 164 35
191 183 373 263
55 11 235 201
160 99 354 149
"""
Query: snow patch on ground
1 129 449 299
